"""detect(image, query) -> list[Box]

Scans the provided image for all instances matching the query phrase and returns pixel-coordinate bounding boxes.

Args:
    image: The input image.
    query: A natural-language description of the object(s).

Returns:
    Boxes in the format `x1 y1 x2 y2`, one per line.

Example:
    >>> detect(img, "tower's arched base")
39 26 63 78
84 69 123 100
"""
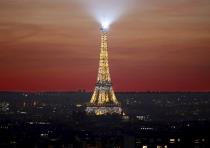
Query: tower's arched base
86 105 122 115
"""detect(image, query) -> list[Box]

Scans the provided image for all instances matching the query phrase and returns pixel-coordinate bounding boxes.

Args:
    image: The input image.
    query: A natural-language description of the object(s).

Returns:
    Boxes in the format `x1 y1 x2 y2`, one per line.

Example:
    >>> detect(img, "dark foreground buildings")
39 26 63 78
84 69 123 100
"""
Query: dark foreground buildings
0 92 210 148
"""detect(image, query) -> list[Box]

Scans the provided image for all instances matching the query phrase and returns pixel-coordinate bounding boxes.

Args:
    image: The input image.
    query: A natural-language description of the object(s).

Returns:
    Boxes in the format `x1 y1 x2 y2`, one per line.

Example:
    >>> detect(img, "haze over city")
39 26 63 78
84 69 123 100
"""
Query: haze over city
0 0 210 91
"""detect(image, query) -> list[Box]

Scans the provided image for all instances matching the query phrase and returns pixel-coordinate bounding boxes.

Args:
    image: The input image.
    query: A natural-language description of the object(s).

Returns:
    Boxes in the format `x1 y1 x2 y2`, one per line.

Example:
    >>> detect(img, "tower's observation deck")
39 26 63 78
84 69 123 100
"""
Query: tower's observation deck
86 27 122 115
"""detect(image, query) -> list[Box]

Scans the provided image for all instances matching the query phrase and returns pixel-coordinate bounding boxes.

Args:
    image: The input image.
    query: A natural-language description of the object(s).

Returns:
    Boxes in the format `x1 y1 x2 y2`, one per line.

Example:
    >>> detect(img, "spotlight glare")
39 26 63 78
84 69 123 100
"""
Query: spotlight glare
101 21 109 29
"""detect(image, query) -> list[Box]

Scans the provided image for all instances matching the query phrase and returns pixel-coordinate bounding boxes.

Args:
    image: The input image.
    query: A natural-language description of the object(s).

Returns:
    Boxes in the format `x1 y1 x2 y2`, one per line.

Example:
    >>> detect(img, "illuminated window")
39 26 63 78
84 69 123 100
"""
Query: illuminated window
143 146 147 148
170 139 175 143
157 146 162 148
194 139 200 144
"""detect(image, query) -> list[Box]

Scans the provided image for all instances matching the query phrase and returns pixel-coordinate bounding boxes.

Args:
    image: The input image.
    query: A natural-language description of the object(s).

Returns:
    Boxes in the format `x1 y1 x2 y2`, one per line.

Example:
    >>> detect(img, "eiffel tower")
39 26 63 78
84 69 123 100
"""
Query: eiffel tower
86 27 122 115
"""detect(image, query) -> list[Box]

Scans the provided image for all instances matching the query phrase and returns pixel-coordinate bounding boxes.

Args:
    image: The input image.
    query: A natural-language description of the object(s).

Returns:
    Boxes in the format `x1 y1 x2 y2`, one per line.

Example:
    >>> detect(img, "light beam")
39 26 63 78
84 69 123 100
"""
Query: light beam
79 0 135 28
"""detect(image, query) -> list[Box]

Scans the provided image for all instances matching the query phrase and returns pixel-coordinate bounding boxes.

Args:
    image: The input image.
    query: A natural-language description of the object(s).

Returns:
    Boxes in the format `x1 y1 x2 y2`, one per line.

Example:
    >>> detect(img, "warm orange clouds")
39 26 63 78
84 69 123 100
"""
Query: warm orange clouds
0 0 210 91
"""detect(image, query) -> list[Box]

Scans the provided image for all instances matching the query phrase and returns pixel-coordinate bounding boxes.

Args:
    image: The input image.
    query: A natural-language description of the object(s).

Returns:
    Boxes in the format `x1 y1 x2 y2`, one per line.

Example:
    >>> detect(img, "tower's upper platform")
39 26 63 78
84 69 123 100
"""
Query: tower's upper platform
100 27 108 33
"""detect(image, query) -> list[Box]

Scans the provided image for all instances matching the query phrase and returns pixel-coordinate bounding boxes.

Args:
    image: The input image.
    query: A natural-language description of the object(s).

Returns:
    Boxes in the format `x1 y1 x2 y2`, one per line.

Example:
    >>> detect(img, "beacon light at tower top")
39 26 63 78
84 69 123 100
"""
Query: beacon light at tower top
100 18 112 31
100 23 109 33
101 21 110 30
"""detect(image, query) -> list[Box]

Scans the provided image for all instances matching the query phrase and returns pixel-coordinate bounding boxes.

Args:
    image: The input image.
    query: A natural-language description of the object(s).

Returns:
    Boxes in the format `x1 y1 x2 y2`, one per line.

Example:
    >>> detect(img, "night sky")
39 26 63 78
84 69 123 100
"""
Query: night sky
0 0 210 92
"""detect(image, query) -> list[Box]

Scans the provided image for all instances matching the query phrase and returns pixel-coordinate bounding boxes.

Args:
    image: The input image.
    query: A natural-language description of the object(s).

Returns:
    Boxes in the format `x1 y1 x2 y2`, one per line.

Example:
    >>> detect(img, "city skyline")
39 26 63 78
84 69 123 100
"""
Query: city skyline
0 0 210 91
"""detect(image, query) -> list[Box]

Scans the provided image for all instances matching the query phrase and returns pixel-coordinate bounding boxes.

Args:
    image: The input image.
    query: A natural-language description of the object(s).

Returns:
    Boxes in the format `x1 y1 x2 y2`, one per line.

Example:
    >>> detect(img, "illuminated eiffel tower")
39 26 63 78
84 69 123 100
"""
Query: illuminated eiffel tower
86 26 122 115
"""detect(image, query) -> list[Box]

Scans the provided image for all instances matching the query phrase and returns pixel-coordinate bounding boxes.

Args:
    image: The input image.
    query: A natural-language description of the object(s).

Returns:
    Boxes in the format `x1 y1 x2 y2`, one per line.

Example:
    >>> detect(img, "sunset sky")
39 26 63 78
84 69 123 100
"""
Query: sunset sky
0 0 210 92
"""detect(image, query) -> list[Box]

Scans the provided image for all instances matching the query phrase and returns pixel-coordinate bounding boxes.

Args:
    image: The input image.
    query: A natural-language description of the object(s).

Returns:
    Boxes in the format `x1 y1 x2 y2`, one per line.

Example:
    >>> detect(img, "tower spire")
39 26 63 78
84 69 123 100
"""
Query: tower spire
86 27 122 115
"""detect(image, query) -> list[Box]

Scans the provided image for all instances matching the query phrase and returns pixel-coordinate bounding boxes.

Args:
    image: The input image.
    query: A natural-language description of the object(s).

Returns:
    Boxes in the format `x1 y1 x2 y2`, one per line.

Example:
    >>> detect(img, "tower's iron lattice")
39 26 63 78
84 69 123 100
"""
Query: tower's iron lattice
86 27 122 115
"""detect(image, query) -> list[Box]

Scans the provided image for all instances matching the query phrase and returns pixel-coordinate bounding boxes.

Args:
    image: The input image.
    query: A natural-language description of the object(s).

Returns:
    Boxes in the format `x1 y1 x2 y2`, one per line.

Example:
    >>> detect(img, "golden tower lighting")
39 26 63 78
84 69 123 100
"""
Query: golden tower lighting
86 26 122 115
